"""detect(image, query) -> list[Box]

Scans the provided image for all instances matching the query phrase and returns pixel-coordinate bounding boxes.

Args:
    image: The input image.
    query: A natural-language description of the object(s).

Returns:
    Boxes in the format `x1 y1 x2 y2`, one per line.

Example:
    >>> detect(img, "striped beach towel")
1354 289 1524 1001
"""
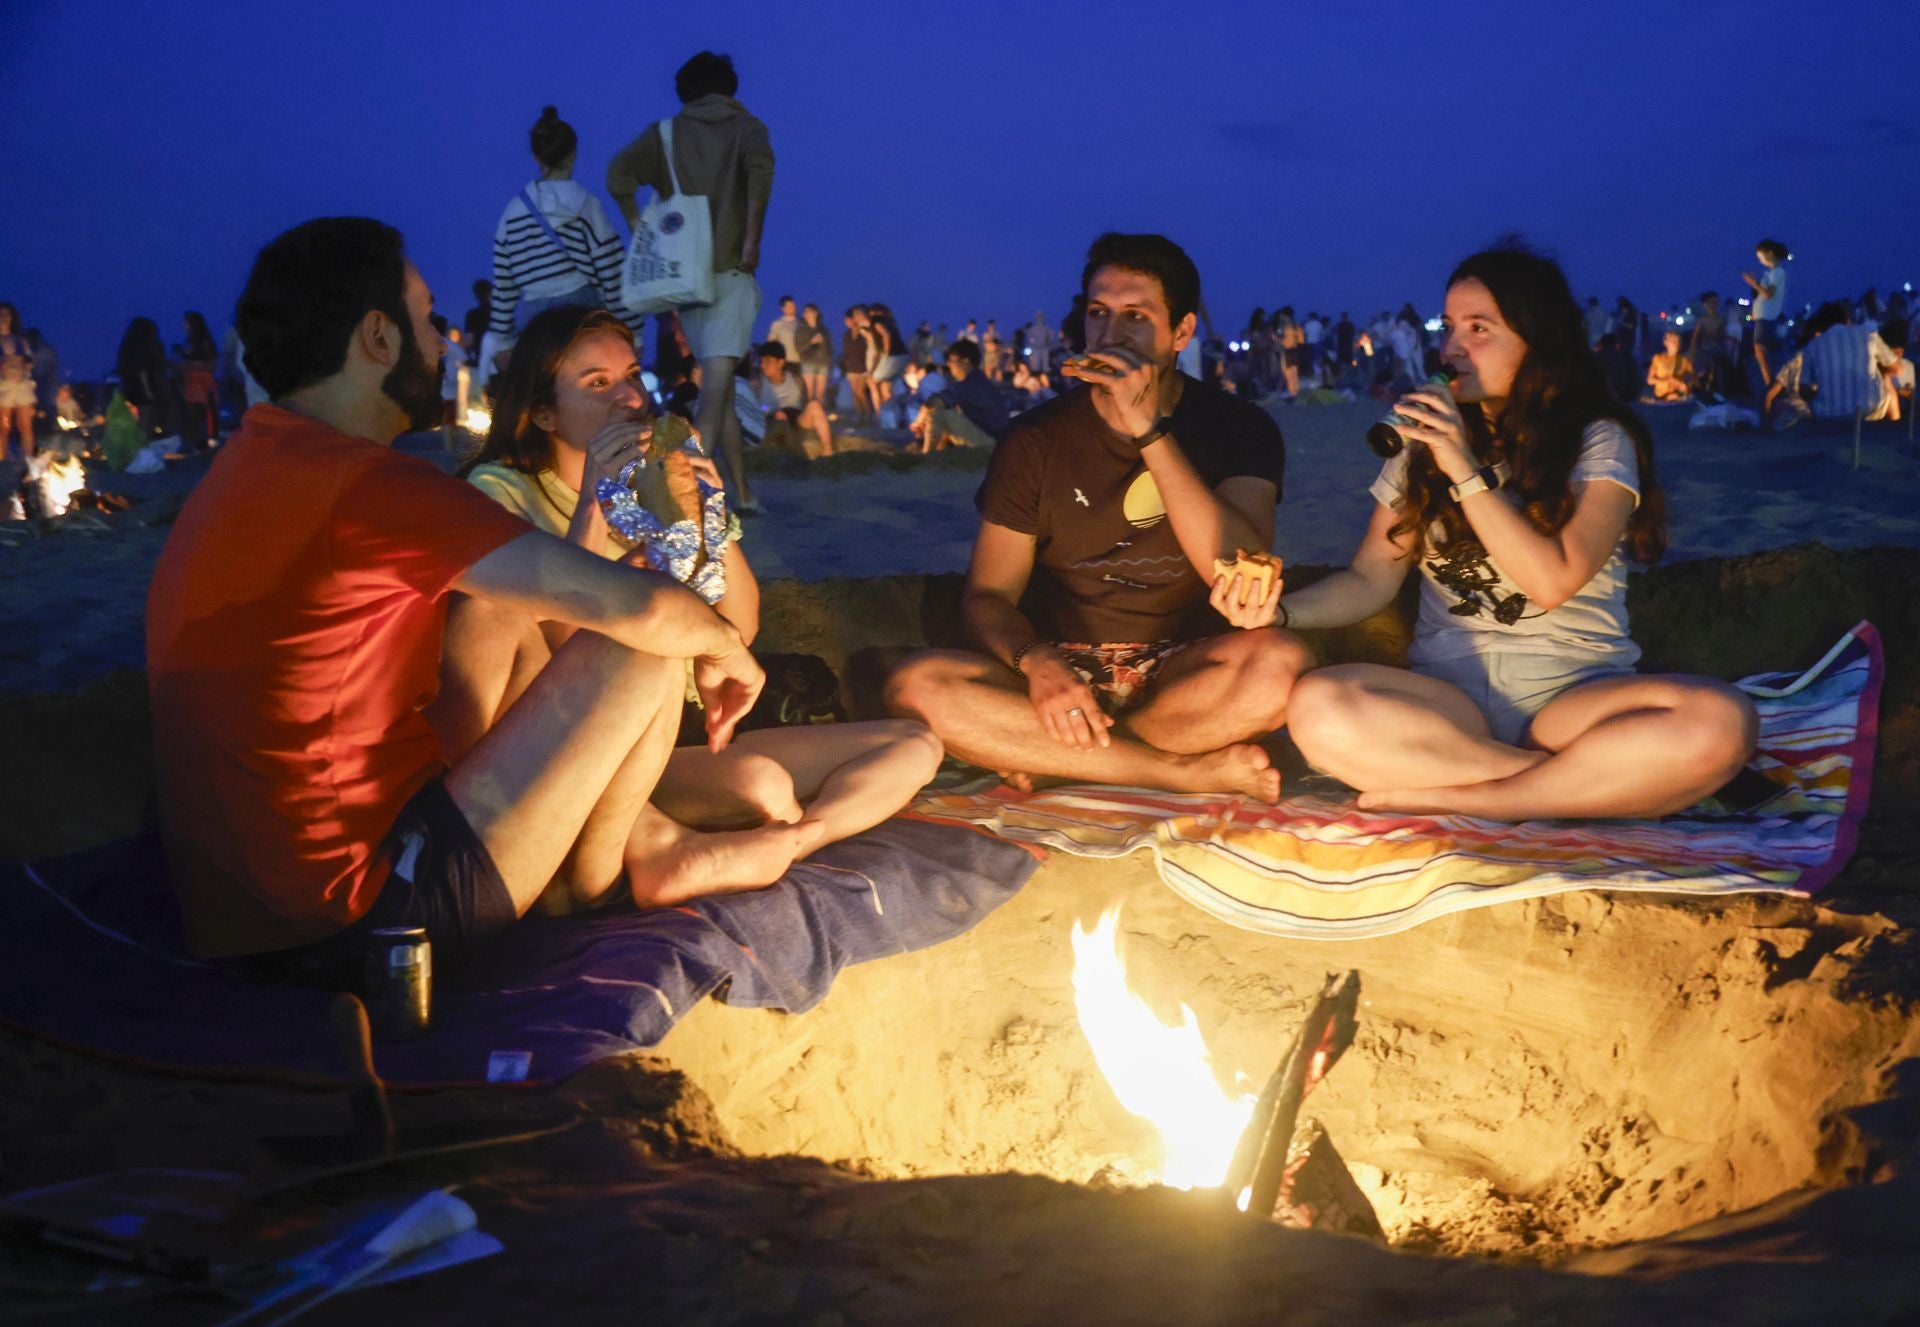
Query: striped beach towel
910 623 1882 940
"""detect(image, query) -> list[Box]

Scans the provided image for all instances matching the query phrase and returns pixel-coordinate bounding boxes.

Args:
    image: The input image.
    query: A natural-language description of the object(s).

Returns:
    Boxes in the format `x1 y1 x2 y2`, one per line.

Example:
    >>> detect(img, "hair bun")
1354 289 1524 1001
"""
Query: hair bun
540 105 559 121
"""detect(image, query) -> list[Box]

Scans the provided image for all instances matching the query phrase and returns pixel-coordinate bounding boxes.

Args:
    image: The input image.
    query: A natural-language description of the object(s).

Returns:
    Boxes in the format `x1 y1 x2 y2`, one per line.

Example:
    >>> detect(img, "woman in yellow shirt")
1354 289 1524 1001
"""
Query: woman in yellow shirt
435 306 942 908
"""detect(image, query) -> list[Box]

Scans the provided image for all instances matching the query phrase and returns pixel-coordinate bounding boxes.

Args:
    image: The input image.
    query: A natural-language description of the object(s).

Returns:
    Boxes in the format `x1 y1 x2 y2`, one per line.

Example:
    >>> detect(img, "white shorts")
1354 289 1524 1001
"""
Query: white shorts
677 270 763 362
1413 651 1630 746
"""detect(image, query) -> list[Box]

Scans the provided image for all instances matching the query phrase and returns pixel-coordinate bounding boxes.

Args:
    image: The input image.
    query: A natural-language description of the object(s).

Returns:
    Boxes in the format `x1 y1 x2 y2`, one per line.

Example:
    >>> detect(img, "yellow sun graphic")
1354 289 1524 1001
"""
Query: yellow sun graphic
1122 472 1166 529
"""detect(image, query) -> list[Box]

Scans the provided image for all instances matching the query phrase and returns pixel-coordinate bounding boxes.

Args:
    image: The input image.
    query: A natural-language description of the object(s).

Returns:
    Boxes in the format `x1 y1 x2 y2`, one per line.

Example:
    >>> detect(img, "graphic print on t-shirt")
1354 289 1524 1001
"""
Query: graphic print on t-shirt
1121 471 1166 528
1063 470 1187 593
1425 541 1539 626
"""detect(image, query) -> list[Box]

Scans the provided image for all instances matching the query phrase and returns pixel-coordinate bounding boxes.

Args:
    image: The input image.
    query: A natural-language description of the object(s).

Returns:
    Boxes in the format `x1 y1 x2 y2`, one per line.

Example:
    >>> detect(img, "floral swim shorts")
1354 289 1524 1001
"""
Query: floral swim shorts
1050 639 1195 716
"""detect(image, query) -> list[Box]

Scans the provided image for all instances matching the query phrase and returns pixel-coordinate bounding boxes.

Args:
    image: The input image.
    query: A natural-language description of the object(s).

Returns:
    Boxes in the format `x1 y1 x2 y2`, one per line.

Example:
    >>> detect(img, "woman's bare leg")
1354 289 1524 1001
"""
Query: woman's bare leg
728 720 944 846
1359 675 1758 821
1287 664 1544 793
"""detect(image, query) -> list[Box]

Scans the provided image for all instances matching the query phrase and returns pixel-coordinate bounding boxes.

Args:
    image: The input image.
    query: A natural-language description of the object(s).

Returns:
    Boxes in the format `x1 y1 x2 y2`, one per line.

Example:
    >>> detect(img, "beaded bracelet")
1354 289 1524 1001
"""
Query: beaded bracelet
1009 639 1047 675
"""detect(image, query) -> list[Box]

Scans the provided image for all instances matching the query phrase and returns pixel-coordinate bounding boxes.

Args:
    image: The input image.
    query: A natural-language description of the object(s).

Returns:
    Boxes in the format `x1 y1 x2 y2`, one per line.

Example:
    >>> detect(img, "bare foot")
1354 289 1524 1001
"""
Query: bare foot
627 820 828 908
998 770 1035 793
1181 744 1283 804
1356 786 1484 816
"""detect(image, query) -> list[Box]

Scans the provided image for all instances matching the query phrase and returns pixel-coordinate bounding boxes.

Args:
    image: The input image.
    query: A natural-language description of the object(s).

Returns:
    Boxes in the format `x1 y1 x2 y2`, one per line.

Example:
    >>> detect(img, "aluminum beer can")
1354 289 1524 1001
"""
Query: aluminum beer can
365 926 432 1041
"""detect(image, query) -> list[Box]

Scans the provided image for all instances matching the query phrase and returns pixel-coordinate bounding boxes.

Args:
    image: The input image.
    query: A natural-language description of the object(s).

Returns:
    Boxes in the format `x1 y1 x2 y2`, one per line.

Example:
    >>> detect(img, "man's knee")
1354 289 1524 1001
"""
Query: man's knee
1216 628 1314 722
883 651 977 727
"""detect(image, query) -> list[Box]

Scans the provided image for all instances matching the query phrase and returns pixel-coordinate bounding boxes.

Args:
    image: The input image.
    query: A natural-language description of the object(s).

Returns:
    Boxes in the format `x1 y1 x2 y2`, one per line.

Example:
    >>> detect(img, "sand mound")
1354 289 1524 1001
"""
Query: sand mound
659 851 1916 1261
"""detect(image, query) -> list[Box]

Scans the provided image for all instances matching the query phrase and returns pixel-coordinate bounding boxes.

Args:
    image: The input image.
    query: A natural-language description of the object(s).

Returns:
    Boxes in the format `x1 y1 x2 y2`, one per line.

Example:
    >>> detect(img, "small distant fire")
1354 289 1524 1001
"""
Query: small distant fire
31 451 88 518
463 404 493 436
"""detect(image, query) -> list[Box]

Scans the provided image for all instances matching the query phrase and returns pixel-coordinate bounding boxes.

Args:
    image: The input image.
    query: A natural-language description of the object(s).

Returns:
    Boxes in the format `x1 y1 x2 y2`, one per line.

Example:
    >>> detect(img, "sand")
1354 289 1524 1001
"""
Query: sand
4 403 1920 1322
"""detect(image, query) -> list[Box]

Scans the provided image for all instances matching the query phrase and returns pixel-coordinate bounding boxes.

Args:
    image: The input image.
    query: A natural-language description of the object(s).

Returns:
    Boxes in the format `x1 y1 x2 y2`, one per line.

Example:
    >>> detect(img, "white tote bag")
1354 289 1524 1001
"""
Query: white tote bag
620 118 715 315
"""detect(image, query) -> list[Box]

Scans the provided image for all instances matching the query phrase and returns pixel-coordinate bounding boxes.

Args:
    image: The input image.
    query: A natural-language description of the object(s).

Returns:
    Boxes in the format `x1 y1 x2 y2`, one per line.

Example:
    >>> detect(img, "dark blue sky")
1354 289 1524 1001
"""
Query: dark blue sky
8 0 1918 373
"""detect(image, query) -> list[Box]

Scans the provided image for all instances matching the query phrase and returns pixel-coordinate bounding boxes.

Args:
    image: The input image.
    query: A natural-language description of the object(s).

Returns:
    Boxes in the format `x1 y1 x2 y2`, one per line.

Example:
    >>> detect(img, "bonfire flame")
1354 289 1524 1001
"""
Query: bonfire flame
31 452 88 518
1070 908 1255 1192
463 403 493 436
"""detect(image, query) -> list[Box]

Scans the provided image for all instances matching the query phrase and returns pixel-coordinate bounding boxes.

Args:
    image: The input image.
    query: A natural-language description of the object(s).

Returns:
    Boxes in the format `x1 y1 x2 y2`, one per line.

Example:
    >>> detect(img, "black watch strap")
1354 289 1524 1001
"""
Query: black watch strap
1131 414 1176 449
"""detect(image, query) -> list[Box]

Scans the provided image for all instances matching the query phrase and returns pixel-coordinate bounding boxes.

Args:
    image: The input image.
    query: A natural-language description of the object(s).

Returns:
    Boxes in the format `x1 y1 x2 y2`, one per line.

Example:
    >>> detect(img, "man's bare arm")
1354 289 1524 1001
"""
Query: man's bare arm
456 531 741 662
1141 432 1276 574
962 521 1043 667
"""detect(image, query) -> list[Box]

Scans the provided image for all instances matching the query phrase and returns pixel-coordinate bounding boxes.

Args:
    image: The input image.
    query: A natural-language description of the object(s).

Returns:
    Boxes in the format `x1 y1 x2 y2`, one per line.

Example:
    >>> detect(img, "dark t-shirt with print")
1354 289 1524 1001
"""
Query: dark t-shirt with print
974 375 1285 644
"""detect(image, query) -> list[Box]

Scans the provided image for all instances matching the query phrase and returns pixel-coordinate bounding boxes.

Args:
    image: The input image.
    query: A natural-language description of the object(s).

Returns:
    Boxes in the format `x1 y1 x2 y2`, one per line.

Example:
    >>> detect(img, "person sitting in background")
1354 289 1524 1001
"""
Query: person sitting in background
1766 301 1902 425
1593 330 1641 402
440 305 936 908
912 339 1008 453
489 106 633 362
1879 319 1913 422
752 341 834 458
1011 359 1054 406
54 382 101 438
1644 330 1695 402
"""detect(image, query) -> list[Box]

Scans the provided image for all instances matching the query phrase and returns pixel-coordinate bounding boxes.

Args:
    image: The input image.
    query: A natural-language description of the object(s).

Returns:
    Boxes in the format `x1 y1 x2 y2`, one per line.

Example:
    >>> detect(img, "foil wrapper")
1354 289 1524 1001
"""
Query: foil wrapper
595 444 730 605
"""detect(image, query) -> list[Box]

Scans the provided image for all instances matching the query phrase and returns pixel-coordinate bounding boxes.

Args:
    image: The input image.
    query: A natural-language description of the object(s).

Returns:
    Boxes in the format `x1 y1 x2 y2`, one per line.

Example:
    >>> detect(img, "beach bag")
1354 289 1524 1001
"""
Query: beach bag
735 653 847 732
620 119 714 315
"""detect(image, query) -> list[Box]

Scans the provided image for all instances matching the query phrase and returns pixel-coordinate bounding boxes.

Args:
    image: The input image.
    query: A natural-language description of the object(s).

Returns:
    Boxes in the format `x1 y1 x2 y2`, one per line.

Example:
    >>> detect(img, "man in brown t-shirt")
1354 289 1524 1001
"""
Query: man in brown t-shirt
886 233 1309 801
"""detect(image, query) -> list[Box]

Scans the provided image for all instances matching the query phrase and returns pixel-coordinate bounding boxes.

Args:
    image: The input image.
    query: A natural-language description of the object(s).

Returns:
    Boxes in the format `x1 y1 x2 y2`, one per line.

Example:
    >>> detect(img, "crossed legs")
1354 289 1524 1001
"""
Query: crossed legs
432 595 942 911
1287 664 1758 820
885 629 1311 803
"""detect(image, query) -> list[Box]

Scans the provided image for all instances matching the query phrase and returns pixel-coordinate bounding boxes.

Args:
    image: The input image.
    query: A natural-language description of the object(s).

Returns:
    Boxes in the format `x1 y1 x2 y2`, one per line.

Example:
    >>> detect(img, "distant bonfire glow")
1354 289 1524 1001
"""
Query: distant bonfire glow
463 403 492 436
1071 908 1255 1192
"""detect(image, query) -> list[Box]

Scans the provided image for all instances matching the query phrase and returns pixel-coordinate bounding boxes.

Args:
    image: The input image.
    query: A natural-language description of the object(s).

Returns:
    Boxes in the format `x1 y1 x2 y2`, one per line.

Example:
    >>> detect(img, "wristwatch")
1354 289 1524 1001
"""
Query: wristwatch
1130 415 1175 450
1448 461 1510 502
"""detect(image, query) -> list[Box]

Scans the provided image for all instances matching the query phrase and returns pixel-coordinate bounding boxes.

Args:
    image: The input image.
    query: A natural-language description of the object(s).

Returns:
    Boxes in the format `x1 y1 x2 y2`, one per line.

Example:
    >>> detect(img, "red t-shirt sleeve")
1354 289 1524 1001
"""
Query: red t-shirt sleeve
332 450 533 596
974 420 1046 535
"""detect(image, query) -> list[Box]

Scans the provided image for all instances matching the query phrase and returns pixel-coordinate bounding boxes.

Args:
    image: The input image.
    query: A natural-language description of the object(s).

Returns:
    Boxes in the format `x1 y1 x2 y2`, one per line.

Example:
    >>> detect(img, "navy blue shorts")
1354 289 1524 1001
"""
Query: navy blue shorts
242 777 516 989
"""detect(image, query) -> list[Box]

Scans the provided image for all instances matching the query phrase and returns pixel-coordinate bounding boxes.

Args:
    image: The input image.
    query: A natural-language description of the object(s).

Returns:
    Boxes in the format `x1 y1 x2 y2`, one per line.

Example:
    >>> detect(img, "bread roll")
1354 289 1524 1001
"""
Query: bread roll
1211 548 1281 597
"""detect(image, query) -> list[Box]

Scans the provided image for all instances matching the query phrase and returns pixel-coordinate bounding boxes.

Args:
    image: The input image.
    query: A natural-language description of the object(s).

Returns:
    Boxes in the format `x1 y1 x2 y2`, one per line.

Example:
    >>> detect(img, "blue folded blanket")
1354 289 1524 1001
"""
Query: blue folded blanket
1 819 1039 1087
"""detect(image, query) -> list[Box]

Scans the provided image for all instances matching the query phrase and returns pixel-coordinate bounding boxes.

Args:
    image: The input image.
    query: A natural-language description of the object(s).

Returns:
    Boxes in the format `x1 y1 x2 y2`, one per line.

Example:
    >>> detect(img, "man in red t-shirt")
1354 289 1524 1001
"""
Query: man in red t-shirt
885 233 1310 802
147 217 784 975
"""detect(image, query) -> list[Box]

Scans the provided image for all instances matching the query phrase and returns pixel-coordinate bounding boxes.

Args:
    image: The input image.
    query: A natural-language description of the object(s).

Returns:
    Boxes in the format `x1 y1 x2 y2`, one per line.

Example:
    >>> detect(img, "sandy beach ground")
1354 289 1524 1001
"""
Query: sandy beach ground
3 399 1920 1323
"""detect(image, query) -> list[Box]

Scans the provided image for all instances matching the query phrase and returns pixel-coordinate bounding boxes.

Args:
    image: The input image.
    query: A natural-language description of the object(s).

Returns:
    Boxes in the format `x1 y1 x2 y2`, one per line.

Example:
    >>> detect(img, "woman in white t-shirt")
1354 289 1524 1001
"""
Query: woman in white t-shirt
1268 245 1756 820
435 306 942 907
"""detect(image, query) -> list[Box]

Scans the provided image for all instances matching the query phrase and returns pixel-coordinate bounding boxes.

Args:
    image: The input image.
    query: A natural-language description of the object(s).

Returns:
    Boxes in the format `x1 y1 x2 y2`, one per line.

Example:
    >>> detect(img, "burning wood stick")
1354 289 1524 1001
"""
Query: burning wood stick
1222 971 1362 1216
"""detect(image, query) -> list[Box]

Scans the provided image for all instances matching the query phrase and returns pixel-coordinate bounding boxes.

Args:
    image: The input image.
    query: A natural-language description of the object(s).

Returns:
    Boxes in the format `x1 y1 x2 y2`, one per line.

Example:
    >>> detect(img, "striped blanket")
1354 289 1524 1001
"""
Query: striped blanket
910 624 1882 940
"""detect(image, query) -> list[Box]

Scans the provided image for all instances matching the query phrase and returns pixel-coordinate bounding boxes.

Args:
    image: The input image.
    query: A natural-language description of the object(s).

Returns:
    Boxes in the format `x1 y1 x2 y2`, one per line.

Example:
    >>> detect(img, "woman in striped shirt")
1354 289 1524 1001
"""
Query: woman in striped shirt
489 107 635 361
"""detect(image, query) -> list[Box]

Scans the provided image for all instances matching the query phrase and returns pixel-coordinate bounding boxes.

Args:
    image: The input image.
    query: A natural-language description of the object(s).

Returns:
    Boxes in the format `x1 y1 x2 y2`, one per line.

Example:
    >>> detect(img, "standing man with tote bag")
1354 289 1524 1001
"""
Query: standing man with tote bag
608 51 775 513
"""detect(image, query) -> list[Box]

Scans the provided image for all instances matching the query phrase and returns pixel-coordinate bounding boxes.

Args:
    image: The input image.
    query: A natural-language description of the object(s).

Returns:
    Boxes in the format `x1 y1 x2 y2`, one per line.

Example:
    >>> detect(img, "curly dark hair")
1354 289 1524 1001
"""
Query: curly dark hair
460 304 638 477
235 217 410 399
1390 240 1668 566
